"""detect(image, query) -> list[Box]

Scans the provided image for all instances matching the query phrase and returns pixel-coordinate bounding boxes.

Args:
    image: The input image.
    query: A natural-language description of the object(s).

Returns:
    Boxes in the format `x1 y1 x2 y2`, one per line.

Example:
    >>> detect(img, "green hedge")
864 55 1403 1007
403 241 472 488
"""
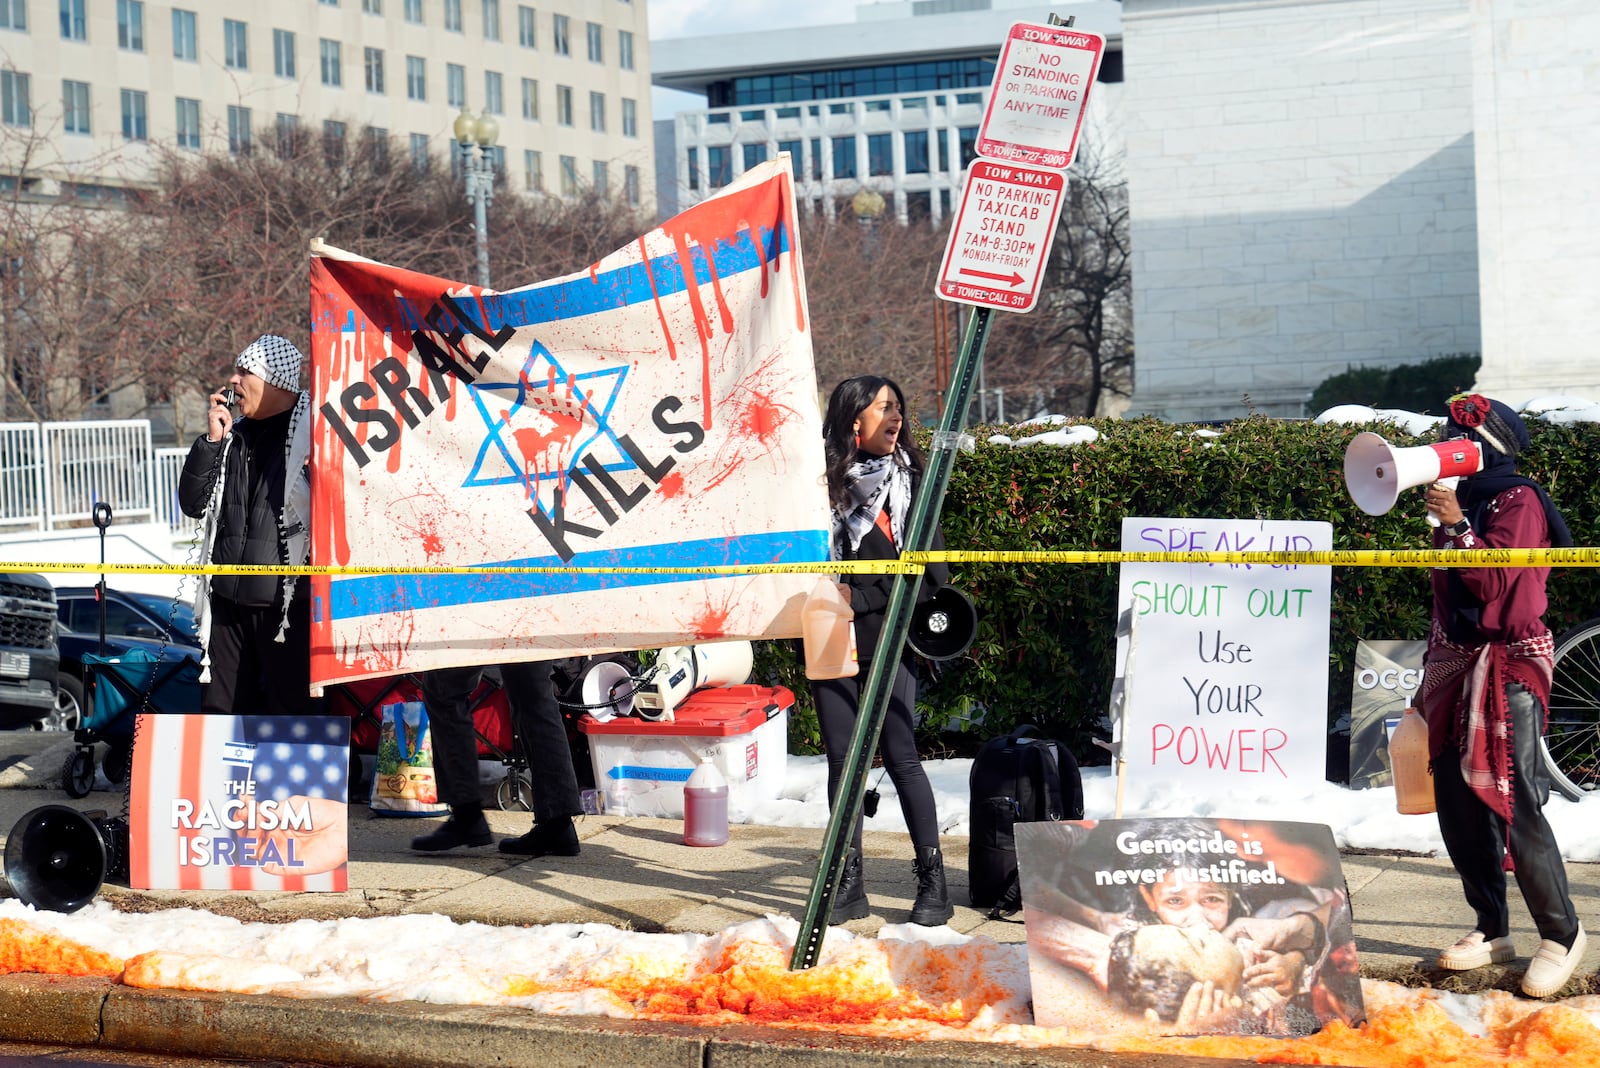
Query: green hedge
1308 354 1481 417
768 417 1600 764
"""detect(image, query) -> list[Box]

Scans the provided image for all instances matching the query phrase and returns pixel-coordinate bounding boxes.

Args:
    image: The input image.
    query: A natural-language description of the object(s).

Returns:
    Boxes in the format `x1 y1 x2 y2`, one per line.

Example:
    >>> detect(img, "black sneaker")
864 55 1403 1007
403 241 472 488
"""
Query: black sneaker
411 812 493 851
499 818 580 857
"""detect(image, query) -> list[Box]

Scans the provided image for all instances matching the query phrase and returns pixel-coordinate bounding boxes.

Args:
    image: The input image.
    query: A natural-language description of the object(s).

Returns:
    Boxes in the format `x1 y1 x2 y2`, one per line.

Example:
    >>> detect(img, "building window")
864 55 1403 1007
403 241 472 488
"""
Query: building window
363 126 388 163
482 0 499 40
362 0 381 12
406 56 425 101
323 119 346 165
364 48 384 93
275 112 299 155
559 154 576 196
409 132 429 170
868 132 892 176
743 143 767 171
552 13 568 55
175 97 200 149
404 0 422 22
227 104 251 154
484 71 503 114
620 97 635 138
520 78 537 121
524 149 542 191
224 19 247 69
588 91 604 132
809 138 821 181
618 30 634 71
273 29 296 78
937 128 949 172
779 138 801 177
903 130 929 175
592 160 606 191
319 0 337 5
0 0 25 31
117 0 143 51
555 84 571 126
831 136 856 179
623 164 639 206
707 145 731 188
586 21 601 62
172 9 196 60
686 147 698 191
443 0 461 32
446 63 465 107
320 39 342 86
59 0 86 40
62 79 89 133
518 5 534 47
0 71 28 127
958 126 978 169
119 88 147 140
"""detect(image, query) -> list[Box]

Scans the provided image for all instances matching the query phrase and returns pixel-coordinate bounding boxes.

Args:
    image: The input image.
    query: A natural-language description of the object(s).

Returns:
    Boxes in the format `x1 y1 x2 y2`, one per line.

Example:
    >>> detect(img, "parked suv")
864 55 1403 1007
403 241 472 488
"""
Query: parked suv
0 573 61 729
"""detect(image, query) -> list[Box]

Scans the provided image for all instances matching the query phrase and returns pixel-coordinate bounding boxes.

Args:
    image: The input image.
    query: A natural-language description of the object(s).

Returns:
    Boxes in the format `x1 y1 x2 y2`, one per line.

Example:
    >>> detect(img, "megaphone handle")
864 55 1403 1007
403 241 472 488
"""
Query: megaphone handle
1425 476 1461 527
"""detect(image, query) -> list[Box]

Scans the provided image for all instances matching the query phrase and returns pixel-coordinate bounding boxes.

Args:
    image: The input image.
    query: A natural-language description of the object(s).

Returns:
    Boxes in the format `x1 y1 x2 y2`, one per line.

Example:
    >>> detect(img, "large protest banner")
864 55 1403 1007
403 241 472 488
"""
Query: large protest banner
307 159 827 687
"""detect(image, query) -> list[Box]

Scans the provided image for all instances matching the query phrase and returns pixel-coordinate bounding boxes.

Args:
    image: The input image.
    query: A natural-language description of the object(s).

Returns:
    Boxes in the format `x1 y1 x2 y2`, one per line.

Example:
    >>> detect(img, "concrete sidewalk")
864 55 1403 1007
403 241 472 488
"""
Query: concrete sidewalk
0 732 1595 1067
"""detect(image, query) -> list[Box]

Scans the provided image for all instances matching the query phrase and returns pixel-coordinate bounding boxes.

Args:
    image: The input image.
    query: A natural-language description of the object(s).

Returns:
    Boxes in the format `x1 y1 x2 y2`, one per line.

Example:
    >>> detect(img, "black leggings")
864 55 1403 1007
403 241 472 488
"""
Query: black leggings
812 657 940 852
1433 682 1579 945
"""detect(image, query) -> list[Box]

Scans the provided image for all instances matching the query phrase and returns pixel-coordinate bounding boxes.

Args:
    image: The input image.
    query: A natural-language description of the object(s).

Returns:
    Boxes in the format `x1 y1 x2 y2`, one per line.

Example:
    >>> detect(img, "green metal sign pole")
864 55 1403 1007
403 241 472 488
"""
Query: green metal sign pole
789 305 996 970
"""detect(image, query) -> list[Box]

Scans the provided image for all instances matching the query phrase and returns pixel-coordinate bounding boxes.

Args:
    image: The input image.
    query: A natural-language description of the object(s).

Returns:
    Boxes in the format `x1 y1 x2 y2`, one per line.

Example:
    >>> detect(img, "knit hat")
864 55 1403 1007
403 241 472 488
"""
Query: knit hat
236 334 305 393
1444 393 1529 463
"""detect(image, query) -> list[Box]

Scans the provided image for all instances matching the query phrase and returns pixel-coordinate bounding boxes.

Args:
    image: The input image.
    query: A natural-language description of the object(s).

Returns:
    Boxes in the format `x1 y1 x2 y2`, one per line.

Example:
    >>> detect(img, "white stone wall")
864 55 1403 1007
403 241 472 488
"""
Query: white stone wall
1469 0 1600 405
1122 0 1480 421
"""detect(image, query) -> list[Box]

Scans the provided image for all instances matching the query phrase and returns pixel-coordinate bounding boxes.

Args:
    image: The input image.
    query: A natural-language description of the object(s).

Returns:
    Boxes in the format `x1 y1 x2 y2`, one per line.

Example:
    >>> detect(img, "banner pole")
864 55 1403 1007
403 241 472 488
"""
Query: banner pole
789 305 995 970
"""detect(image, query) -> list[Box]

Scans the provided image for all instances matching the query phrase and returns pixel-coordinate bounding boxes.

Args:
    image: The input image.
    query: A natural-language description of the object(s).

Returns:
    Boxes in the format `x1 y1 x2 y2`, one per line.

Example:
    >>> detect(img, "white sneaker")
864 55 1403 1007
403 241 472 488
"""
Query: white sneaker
1522 925 1587 998
1438 931 1517 970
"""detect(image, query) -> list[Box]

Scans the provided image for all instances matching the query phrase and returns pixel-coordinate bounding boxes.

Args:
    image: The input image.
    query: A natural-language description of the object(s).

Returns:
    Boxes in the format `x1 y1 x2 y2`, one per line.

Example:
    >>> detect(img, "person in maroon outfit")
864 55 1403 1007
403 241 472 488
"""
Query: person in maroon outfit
1417 393 1584 998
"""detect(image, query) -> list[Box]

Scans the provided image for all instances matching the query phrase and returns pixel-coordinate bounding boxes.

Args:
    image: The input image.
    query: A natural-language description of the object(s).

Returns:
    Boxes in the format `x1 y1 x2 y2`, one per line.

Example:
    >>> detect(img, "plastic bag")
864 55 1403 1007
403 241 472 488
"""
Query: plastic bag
369 700 450 816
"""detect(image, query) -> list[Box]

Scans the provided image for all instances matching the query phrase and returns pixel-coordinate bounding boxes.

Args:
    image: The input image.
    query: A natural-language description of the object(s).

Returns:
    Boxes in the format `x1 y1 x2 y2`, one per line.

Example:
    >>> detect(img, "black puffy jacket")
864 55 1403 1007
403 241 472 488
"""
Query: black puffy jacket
178 408 299 608
838 469 950 665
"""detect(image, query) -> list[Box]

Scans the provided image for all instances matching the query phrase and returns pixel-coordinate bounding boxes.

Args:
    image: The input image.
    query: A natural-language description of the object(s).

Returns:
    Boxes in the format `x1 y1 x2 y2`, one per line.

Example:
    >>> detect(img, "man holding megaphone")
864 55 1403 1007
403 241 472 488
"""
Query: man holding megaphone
1411 394 1583 999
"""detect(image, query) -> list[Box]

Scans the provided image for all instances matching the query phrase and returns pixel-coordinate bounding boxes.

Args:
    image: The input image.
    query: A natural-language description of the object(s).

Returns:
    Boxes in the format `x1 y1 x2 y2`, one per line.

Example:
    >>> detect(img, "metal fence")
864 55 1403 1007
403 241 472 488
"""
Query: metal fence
41 420 157 527
154 446 203 541
0 424 45 531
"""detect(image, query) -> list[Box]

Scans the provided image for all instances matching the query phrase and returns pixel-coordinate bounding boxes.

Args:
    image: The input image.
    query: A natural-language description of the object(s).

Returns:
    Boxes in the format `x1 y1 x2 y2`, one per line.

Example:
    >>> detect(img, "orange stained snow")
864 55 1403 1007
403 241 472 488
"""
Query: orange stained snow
0 919 122 977
507 936 1014 1026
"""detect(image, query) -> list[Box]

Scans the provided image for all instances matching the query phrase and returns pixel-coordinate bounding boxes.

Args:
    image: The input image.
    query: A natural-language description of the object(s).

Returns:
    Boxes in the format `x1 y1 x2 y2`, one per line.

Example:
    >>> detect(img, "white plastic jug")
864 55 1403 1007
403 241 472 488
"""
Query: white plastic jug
802 577 858 680
683 757 729 847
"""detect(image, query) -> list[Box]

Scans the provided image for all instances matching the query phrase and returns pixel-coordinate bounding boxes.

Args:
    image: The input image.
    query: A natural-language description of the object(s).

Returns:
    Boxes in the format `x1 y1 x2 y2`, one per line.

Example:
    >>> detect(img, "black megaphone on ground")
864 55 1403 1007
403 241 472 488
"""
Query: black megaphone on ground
4 805 128 913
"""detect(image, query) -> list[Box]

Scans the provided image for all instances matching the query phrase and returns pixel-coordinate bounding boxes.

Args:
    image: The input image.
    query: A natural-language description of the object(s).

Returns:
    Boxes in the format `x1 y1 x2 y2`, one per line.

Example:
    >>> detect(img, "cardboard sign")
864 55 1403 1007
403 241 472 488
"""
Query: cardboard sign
1017 818 1365 1037
1113 518 1333 791
1347 639 1427 790
308 159 827 686
976 21 1105 170
129 714 351 891
935 161 1065 312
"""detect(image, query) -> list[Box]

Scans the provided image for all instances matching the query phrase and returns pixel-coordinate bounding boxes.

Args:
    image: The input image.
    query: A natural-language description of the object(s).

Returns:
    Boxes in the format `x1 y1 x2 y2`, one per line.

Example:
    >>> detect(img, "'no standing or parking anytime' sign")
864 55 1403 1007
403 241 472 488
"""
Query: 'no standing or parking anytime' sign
935 161 1065 312
976 22 1104 170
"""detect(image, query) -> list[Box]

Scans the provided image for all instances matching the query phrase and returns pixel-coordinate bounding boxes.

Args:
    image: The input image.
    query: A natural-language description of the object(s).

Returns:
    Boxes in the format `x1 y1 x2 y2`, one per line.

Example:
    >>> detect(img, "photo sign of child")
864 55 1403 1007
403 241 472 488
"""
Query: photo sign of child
1017 817 1364 1038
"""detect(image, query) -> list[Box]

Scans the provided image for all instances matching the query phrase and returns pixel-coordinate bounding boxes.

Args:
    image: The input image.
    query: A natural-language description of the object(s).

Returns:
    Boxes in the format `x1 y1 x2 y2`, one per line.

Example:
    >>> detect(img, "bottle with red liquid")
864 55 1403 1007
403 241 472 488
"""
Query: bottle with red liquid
683 757 729 847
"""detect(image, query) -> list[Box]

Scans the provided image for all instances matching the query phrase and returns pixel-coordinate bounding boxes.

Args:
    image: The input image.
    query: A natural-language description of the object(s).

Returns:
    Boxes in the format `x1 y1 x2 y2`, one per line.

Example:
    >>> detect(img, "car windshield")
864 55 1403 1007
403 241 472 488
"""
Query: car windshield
127 591 198 639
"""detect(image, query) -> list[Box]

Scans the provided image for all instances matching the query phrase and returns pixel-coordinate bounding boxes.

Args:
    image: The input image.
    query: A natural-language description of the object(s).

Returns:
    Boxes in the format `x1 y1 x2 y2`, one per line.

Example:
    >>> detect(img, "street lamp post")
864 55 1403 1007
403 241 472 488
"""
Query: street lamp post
453 107 500 288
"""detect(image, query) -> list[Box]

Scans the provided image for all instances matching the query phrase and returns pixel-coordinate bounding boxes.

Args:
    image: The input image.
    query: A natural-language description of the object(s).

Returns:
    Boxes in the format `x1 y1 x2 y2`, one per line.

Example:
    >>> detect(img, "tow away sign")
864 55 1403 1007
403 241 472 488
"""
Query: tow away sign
935 161 1065 312
977 22 1104 170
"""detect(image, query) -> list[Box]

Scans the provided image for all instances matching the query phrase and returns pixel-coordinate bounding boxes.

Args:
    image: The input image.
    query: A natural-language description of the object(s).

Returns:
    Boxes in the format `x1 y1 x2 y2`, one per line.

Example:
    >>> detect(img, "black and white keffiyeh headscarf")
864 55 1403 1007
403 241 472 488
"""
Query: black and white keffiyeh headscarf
831 449 913 560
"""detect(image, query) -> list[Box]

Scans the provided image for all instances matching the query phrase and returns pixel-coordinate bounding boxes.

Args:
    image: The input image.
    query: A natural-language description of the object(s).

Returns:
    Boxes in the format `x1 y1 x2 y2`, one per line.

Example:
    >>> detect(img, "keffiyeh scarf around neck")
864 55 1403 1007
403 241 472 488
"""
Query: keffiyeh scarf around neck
831 450 912 559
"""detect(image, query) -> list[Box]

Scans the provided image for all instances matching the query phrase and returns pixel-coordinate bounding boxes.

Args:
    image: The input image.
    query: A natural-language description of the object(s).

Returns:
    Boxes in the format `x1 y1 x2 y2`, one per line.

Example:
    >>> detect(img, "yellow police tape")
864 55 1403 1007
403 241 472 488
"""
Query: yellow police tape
5 546 1600 576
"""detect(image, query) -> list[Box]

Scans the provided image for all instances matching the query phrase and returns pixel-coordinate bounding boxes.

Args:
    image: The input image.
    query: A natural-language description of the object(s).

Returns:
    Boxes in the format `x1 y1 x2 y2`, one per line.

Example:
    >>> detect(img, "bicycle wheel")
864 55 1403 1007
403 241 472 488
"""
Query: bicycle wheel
1541 617 1600 801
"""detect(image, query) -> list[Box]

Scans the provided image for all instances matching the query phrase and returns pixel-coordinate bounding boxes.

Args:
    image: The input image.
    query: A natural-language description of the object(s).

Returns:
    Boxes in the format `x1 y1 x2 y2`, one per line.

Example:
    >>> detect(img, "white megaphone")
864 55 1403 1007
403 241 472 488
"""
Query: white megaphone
577 659 637 722
1343 431 1482 519
632 640 753 722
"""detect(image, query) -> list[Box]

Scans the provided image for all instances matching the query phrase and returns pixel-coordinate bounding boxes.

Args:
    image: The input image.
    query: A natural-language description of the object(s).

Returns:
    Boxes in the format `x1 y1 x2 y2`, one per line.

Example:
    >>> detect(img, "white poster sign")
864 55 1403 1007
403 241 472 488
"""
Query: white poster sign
1113 517 1333 793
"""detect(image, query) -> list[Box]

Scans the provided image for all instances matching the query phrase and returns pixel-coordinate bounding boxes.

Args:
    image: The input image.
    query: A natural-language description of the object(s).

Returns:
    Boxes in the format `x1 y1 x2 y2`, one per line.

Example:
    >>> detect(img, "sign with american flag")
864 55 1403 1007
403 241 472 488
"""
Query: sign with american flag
129 714 351 892
308 158 828 688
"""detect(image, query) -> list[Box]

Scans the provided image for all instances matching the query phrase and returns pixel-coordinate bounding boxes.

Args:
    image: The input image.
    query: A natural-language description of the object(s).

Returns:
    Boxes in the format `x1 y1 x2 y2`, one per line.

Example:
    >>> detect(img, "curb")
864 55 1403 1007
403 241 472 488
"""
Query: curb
0 974 1263 1068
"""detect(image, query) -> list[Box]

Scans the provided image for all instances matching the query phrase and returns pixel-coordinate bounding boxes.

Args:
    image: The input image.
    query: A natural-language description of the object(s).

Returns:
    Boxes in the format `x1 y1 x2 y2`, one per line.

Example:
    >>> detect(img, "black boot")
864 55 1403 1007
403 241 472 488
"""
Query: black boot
500 817 581 857
411 807 492 851
909 845 954 926
830 848 870 923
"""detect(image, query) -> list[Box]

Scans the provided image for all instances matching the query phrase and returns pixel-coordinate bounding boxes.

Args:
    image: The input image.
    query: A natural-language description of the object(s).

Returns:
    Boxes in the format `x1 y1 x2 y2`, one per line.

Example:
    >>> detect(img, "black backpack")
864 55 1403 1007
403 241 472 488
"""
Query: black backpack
968 725 1084 918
